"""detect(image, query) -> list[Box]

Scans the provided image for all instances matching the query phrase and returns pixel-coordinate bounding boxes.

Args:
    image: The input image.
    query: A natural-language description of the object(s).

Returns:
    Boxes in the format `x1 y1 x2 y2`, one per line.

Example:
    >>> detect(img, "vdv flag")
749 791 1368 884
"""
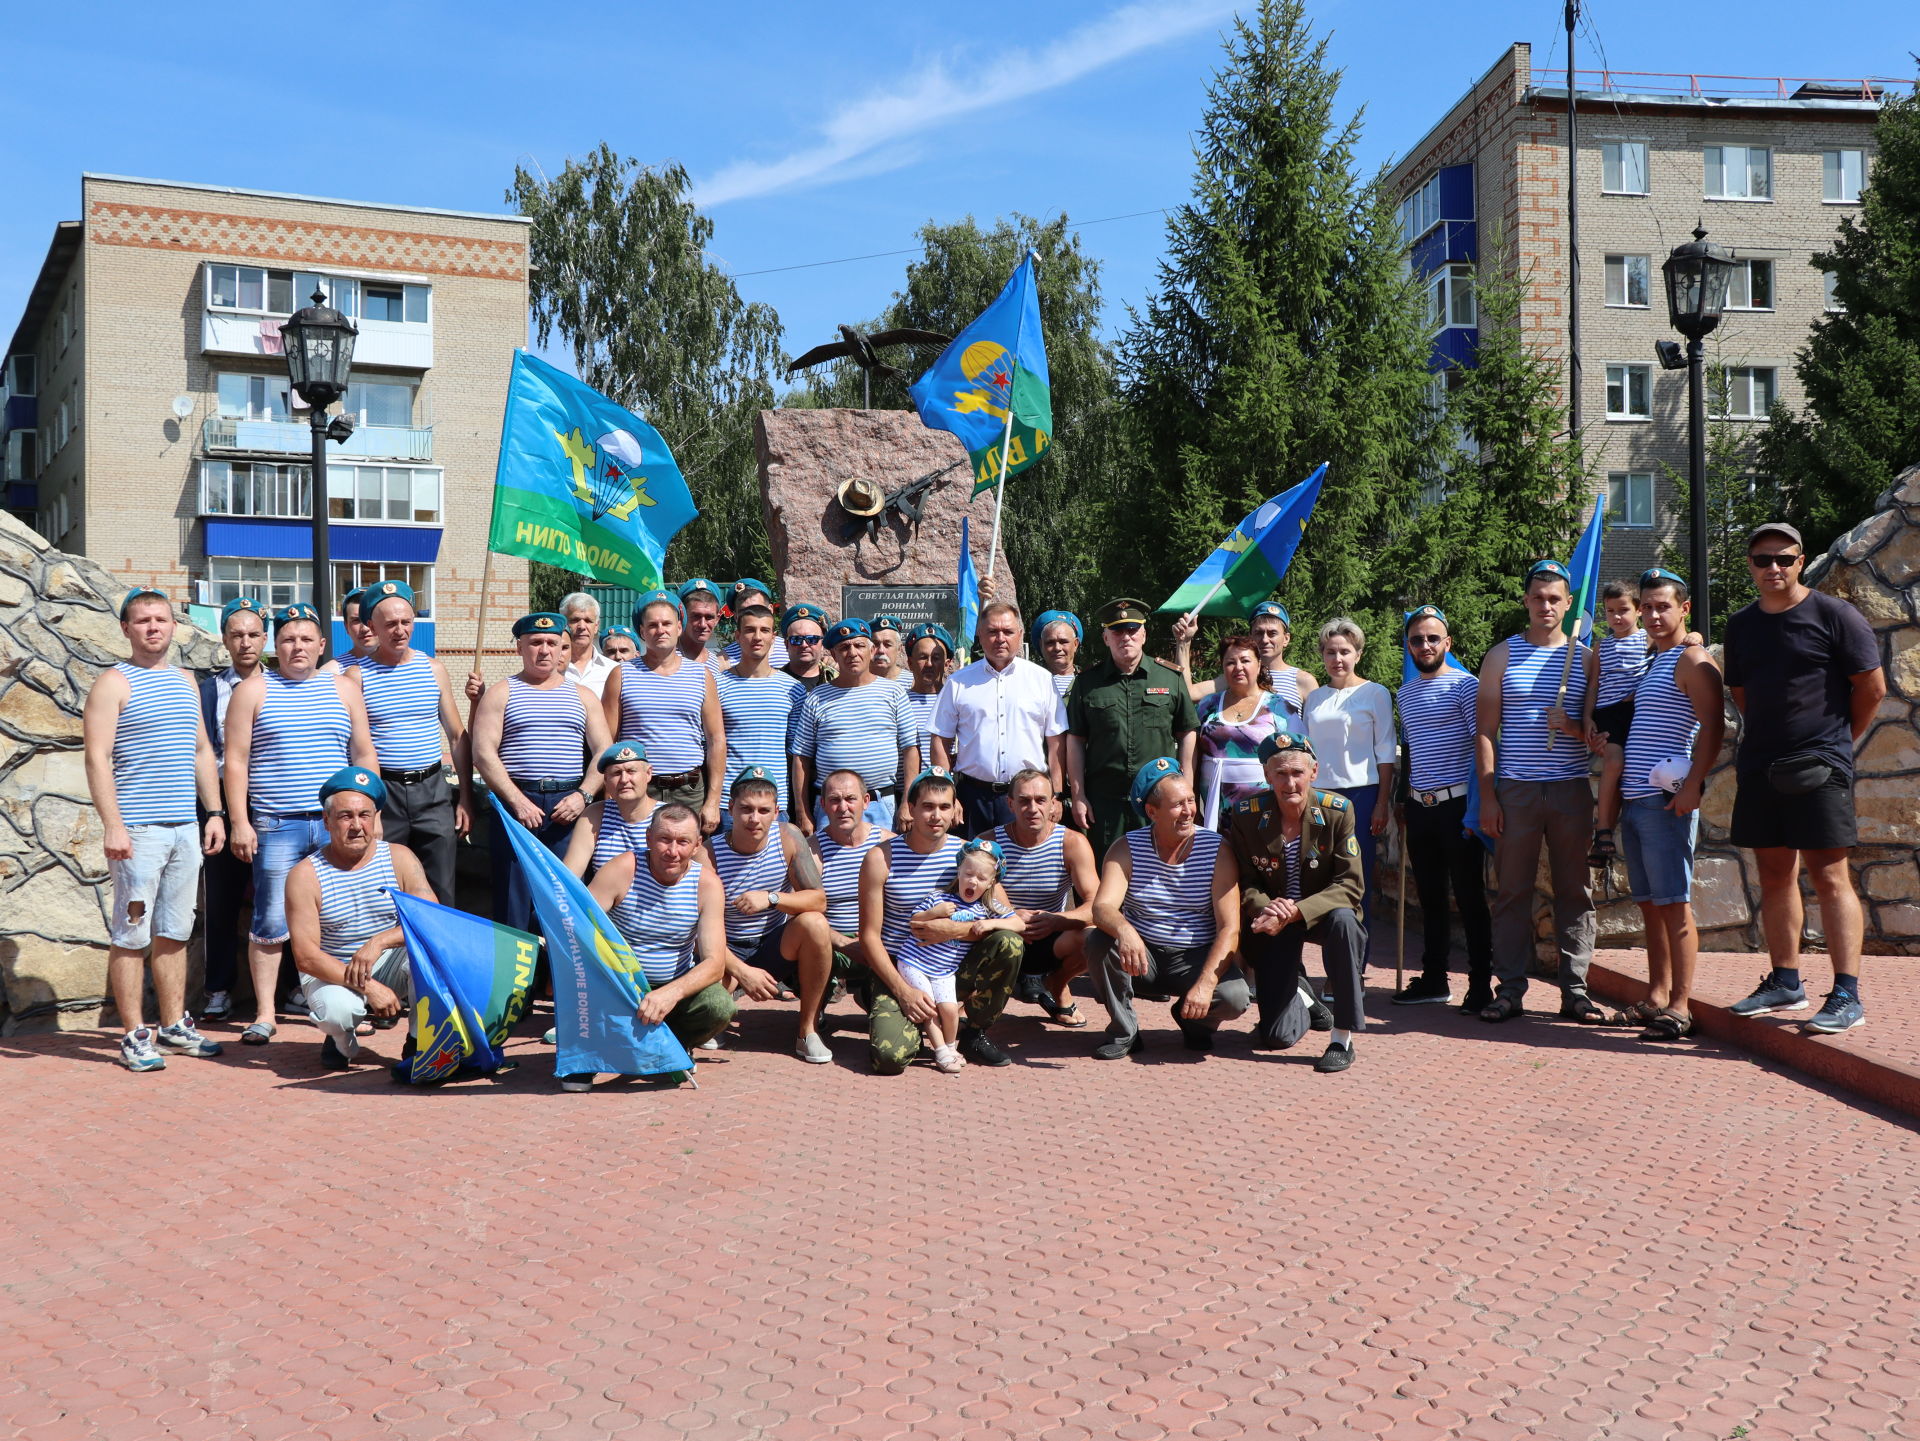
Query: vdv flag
487 795 695 1079
957 517 981 654
388 891 537 1084
1158 464 1328 617
487 351 698 589
1398 613 1489 850
1565 493 1608 640
908 254 1053 496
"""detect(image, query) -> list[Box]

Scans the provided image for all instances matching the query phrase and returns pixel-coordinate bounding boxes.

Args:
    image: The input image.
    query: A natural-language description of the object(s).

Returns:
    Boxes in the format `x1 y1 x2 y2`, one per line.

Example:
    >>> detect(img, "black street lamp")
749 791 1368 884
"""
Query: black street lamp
1657 224 1737 640
281 289 358 652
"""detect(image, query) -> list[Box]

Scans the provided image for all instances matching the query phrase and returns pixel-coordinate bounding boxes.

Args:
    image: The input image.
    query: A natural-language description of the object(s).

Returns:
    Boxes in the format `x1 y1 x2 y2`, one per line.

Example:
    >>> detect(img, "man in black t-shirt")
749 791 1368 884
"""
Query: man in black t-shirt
1722 522 1885 1036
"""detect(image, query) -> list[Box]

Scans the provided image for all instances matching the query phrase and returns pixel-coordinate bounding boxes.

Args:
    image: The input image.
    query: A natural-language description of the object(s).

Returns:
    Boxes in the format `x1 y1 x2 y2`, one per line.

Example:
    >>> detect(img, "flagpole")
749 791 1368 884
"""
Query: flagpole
1181 576 1231 626
983 406 1015 583
469 547 495 721
1546 618 1580 752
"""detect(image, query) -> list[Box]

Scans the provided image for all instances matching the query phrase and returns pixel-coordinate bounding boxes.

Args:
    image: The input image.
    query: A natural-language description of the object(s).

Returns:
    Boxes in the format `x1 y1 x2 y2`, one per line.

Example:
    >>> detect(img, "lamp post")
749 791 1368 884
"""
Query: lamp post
281 289 358 653
1657 224 1737 640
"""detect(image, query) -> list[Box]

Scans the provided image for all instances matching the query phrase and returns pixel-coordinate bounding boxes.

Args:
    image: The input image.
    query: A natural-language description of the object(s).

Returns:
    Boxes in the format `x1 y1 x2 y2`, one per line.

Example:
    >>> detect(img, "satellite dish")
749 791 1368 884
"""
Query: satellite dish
170 395 194 420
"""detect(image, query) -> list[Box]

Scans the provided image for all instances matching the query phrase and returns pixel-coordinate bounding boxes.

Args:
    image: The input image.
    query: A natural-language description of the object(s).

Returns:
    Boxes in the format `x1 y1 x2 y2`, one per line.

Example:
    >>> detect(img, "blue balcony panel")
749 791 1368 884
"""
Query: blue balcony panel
1410 221 1478 280
1428 328 1480 373
2 394 35 434
5 483 38 510
204 519 443 565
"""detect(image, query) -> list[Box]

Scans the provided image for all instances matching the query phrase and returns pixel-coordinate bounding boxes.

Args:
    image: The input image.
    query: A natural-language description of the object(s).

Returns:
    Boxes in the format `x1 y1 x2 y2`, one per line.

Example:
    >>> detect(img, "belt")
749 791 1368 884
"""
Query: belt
651 767 704 789
510 775 585 793
1412 784 1469 807
380 765 442 785
956 773 1014 794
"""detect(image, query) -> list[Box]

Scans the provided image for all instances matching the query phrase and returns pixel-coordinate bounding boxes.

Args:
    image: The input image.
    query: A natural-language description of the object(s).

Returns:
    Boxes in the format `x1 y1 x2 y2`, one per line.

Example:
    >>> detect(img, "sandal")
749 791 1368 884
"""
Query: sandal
1609 999 1662 1027
240 1021 275 1045
1587 828 1617 868
1052 1002 1088 1029
1478 995 1524 1024
1560 994 1607 1025
1639 1009 1694 1041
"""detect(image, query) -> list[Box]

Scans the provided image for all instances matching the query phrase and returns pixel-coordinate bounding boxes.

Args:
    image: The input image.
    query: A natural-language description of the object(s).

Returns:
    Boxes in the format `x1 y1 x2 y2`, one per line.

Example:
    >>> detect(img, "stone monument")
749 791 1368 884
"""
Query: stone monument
756 409 1016 636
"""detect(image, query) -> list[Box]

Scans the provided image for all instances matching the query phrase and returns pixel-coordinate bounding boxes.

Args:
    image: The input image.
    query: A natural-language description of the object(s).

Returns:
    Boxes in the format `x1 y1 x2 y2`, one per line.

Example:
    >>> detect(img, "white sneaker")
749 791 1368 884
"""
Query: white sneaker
558 1073 593 1092
697 1036 722 1051
202 990 232 1020
794 1031 832 1064
119 1028 166 1072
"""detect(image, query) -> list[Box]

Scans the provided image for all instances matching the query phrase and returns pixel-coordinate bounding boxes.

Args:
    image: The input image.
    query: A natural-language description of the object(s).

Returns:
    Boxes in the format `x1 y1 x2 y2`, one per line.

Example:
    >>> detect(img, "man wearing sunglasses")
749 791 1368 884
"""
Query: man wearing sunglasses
1722 523 1884 1034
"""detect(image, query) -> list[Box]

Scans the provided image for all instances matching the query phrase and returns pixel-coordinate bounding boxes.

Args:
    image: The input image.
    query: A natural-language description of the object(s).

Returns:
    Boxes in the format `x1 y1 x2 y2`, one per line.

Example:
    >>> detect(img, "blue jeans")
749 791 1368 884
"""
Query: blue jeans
249 812 330 945
108 823 203 949
1620 794 1698 906
490 790 579 935
1335 785 1379 942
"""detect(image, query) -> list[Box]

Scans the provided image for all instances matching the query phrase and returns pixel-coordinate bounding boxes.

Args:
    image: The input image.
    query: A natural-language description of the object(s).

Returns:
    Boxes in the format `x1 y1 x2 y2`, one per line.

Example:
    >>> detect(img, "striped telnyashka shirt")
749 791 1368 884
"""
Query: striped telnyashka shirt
111 662 200 825
1121 827 1221 950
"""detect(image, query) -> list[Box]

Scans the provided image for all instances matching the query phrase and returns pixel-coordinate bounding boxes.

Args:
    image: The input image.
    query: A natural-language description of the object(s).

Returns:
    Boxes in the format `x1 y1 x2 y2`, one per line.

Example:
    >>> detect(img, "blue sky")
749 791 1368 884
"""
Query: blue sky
2 0 1909 362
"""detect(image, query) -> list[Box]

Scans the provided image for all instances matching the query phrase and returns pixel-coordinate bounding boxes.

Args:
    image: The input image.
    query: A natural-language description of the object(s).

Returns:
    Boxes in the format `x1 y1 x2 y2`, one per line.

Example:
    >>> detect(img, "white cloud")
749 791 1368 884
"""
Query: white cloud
691 1 1237 207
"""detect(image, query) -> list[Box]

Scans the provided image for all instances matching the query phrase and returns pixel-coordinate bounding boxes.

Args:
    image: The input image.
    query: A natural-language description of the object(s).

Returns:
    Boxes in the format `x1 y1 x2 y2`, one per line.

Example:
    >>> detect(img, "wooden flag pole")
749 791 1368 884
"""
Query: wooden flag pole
983 406 1016 584
468 547 495 723
1545 617 1582 751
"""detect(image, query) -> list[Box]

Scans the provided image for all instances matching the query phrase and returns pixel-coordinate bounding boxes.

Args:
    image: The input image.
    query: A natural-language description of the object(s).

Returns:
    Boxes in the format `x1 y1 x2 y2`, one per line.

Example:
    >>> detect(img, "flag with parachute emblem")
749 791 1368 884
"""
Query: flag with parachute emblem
388 891 537 1084
908 254 1052 496
486 351 698 589
1157 465 1327 617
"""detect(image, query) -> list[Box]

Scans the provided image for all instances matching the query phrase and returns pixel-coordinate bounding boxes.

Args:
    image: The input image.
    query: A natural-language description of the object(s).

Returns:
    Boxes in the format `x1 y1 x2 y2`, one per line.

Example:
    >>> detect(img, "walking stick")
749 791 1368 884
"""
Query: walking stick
1396 833 1407 992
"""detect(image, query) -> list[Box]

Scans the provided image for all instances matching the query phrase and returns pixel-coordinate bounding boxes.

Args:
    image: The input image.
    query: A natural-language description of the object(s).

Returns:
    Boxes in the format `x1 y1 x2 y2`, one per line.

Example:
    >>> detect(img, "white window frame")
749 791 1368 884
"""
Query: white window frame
215 372 293 423
204 263 428 324
1712 366 1778 421
1601 140 1650 195
1607 472 1654 529
54 400 70 453
339 375 417 429
1604 254 1651 308
1823 149 1865 204
1427 264 1475 331
1823 271 1846 313
1605 364 1652 421
205 559 313 610
1704 144 1772 201
325 463 443 525
1725 258 1774 312
331 562 435 616
200 459 442 525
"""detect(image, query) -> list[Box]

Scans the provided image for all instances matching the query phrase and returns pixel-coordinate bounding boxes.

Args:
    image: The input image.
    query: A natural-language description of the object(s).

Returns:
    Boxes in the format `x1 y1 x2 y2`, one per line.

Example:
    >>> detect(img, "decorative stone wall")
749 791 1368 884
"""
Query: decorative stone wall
0 510 221 1033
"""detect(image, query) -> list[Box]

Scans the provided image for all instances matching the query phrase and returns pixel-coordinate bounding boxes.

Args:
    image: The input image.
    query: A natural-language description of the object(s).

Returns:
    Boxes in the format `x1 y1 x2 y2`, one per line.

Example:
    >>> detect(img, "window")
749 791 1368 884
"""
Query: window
326 464 442 523
5 354 36 397
1823 149 1865 203
1602 140 1650 195
1427 264 1475 330
1399 174 1445 244
1705 144 1771 199
341 378 414 427
362 285 405 323
199 461 312 519
54 400 70 453
294 273 358 318
1823 271 1846 313
1726 259 1774 311
207 559 312 609
216 373 292 422
1608 472 1654 528
332 562 434 615
1604 254 1650 308
1713 366 1777 420
208 264 296 313
1605 364 1652 420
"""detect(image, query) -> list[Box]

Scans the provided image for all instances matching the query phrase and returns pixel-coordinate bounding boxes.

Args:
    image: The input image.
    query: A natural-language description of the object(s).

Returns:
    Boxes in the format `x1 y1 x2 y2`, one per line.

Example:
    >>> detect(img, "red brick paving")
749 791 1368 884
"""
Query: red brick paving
5 965 1920 1441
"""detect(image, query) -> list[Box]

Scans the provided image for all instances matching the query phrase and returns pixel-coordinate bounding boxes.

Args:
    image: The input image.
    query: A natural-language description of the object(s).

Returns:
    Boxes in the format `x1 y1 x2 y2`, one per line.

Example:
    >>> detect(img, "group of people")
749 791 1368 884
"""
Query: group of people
84 517 1884 1082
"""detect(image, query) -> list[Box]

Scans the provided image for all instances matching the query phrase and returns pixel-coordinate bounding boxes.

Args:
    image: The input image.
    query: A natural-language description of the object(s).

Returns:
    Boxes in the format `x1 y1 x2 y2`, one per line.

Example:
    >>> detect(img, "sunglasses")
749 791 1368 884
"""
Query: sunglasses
1407 634 1446 646
1106 622 1145 634
787 633 824 645
1749 553 1801 569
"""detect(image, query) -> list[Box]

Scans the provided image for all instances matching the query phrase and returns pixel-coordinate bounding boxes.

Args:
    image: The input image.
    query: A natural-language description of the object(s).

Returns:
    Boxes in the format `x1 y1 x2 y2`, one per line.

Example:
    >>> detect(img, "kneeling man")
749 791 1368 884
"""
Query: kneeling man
284 769 437 1069
1225 734 1366 1073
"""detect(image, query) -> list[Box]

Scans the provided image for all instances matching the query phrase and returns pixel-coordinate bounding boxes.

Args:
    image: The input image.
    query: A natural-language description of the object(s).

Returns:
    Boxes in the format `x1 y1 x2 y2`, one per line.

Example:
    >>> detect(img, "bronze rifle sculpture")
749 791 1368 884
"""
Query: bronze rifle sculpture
785 324 952 409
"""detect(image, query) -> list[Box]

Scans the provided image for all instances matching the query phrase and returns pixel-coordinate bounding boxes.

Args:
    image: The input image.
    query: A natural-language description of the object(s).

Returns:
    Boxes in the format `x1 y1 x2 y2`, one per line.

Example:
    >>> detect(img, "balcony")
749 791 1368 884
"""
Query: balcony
202 416 433 462
1 392 34 437
202 312 433 370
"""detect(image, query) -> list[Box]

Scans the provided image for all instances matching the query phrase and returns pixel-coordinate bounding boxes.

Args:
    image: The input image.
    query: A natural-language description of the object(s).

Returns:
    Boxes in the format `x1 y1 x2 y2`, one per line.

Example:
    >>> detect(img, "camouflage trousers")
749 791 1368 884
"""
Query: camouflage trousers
835 930 1024 1075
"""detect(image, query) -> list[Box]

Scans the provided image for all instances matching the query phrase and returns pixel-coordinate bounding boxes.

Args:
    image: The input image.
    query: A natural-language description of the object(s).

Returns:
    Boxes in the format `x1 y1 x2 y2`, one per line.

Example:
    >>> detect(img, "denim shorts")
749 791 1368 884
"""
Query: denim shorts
250 811 330 944
1620 793 1699 906
108 823 203 949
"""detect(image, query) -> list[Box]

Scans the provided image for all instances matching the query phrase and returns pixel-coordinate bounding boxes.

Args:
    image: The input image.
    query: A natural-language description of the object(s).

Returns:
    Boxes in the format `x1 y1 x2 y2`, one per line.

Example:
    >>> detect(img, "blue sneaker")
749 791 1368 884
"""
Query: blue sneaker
1804 992 1865 1034
1728 972 1808 1017
157 1015 225 1058
119 1028 166 1072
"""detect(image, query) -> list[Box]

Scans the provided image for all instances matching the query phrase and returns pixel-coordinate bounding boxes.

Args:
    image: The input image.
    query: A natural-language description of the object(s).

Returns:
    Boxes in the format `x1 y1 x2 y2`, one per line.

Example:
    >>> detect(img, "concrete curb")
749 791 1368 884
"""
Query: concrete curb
1588 961 1920 1125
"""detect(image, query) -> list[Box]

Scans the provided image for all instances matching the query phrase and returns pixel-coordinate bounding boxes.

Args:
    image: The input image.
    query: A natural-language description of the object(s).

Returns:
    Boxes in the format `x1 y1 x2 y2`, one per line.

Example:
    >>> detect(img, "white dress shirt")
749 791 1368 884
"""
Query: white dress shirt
929 655 1066 784
566 650 619 698
1303 680 1398 790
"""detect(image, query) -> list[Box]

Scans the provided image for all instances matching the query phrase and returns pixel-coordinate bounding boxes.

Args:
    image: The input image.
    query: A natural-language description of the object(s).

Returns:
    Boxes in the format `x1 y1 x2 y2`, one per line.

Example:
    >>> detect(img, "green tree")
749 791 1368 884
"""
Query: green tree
1117 0 1438 679
1663 361 1782 644
1758 84 1920 552
510 144 785 600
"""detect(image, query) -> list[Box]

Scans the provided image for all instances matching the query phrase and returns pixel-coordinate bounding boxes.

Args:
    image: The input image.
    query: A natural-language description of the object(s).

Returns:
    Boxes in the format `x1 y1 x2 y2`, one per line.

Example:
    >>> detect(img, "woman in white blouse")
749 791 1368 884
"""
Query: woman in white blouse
1302 618 1397 934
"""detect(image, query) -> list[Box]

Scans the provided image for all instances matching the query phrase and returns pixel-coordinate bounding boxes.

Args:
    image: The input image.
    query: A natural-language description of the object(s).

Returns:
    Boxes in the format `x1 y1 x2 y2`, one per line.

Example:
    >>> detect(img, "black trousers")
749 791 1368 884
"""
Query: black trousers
1403 794 1492 986
954 774 1016 839
380 773 459 904
200 839 251 994
1245 908 1366 1044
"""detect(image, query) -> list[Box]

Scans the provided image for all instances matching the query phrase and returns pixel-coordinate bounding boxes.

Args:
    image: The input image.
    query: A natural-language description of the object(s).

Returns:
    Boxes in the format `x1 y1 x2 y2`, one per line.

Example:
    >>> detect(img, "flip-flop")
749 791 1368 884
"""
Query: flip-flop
240 1021 275 1045
1052 1002 1088 1029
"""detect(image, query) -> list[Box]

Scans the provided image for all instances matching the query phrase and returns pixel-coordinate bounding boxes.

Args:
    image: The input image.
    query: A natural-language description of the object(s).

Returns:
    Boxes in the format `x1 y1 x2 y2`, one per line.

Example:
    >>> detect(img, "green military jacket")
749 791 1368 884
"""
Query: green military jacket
1223 787 1366 930
1065 655 1200 791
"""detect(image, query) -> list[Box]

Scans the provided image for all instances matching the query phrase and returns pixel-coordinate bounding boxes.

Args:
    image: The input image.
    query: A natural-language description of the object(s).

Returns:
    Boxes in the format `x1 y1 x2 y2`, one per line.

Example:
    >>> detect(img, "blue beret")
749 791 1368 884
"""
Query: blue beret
1031 610 1082 651
598 624 638 647
781 602 827 634
959 836 1004 873
906 765 957 802
871 613 905 635
1403 604 1448 634
218 596 263 630
1257 732 1316 763
340 586 367 617
512 612 567 638
117 588 169 620
825 617 872 648
676 577 721 603
1129 756 1182 813
908 622 955 657
631 590 684 628
1639 566 1687 591
1250 601 1292 627
596 741 648 773
730 764 776 793
319 766 388 808
363 579 416 617
732 578 775 607
1527 559 1572 587
276 603 321 627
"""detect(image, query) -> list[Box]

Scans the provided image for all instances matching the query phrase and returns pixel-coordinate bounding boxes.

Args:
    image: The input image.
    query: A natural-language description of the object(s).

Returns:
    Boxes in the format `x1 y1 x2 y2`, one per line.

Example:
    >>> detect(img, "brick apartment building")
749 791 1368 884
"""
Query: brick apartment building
1387 44 1900 573
0 174 531 655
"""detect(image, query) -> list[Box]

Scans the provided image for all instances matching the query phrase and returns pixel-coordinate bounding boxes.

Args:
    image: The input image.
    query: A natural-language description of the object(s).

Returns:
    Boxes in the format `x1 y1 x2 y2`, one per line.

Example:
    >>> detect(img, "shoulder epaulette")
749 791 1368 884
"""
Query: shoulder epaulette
1313 789 1351 811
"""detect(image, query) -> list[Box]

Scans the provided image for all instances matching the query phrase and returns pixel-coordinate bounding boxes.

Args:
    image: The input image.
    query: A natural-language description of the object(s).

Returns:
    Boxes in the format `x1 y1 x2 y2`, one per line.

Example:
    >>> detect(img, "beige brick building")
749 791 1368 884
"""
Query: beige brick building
1387 45 1897 575
0 174 531 659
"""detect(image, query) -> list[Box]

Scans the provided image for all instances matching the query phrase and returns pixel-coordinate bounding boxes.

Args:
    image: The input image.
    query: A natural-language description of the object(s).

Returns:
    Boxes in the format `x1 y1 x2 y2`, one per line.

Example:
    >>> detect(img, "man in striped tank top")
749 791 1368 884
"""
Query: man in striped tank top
1474 560 1604 1024
602 590 726 835
284 769 436 1069
563 743 656 878
857 769 1024 1071
779 603 830 692
792 618 919 837
993 768 1099 1027
715 603 805 821
674 578 730 670
709 768 835 1063
1596 570 1725 1041
472 613 613 936
726 580 790 667
1088 758 1247 1057
357 579 473 903
225 604 378 1047
83 588 228 1071
810 767 893 975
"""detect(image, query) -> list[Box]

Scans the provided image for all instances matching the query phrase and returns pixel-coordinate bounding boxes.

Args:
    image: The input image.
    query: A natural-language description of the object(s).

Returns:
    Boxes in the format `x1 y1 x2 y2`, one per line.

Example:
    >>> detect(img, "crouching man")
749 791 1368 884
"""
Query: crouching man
283 768 436 1069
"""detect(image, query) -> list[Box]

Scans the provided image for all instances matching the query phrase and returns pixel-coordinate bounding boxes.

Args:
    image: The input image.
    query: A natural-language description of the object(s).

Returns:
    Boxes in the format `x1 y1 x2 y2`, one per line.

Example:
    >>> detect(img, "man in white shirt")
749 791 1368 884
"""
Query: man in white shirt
931 601 1067 838
559 592 619 697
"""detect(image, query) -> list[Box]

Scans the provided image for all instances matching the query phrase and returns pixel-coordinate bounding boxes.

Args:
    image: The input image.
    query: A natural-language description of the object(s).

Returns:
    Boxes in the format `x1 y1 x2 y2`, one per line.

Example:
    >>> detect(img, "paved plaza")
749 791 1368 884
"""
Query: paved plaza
6 955 1920 1441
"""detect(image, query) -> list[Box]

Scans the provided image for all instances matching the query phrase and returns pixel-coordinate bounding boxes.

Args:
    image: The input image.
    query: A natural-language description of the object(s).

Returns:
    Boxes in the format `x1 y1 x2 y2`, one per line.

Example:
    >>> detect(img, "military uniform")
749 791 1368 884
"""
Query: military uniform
1066 599 1199 859
1225 786 1368 1047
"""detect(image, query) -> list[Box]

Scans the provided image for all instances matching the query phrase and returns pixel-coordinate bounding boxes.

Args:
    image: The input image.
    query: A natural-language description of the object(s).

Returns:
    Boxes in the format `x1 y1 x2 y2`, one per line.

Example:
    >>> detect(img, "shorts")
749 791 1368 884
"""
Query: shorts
249 811 330 944
1017 931 1066 976
1729 767 1857 852
108 823 203 949
1618 794 1698 906
1594 699 1635 748
897 962 958 1006
732 920 790 978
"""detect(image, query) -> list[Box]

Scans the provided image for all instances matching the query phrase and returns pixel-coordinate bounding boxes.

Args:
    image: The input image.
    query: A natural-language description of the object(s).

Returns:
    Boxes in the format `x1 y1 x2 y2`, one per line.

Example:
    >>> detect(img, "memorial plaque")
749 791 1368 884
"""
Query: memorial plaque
840 585 959 634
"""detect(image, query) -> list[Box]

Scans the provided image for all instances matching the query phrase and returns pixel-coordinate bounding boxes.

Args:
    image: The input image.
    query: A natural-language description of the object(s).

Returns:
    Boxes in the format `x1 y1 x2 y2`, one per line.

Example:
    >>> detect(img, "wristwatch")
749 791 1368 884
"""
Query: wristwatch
768 890 782 911
206 809 228 819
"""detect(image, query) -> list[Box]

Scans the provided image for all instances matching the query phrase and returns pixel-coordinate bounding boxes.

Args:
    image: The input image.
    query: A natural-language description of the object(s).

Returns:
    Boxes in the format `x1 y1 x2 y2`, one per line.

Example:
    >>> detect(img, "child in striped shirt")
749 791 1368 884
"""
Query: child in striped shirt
898 840 1020 1073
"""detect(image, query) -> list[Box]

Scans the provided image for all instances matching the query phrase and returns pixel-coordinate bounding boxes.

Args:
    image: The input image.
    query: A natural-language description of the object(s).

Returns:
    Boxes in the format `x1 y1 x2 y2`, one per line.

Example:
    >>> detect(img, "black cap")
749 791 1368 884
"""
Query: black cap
1748 521 1803 550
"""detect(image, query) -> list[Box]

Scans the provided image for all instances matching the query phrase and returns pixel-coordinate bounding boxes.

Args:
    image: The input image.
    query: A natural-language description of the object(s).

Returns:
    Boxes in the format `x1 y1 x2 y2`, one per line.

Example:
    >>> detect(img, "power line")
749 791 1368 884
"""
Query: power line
725 206 1174 278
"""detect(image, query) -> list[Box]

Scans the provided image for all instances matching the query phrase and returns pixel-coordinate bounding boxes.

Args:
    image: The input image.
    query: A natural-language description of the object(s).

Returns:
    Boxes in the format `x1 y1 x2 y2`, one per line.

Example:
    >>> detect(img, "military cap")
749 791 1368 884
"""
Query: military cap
1639 566 1688 591
319 766 388 808
363 578 415 618
276 603 322 627
218 596 263 630
1250 600 1292 627
598 624 638 647
630 590 684 628
1096 597 1151 628
596 741 649 773
1257 732 1316 763
512 612 567 638
117 587 169 620
1129 755 1180 812
340 586 367 617
825 617 872 648
732 578 775 608
780 602 828 635
908 622 955 658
